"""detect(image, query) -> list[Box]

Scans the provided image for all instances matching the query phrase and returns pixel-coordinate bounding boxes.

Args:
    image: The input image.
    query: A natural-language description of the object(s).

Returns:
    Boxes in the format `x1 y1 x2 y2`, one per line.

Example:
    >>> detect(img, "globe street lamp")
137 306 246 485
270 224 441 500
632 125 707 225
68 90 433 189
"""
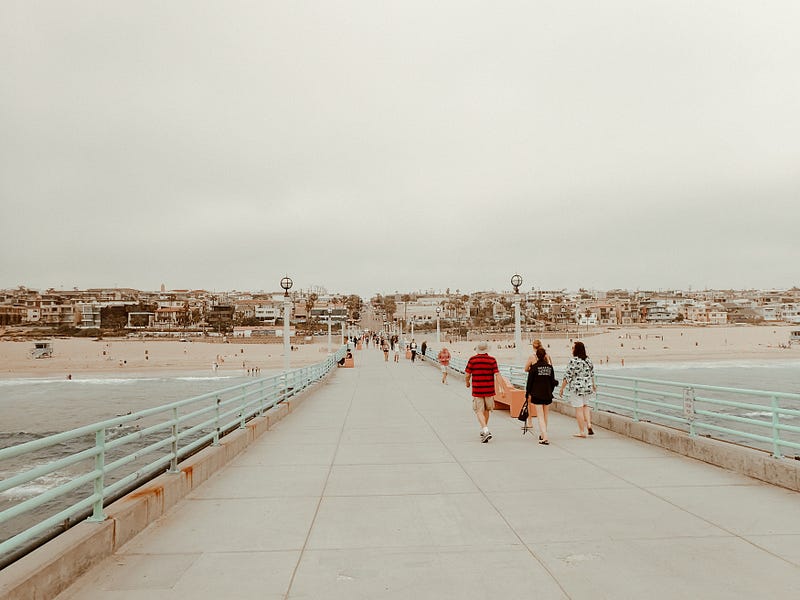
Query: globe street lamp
411 315 416 338
511 274 523 366
327 307 332 354
436 306 441 345
280 276 293 375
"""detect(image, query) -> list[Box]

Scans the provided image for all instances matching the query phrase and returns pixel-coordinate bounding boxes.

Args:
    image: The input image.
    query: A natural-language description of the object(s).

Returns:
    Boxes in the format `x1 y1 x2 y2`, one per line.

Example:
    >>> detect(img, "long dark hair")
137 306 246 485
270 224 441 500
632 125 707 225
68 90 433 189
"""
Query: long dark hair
572 341 587 360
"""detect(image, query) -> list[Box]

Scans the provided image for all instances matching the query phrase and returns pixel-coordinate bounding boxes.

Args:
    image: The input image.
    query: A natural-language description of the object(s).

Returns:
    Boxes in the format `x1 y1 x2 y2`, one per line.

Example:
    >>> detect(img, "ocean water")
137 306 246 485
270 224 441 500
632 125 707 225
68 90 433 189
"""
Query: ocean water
0 370 275 558
595 359 800 395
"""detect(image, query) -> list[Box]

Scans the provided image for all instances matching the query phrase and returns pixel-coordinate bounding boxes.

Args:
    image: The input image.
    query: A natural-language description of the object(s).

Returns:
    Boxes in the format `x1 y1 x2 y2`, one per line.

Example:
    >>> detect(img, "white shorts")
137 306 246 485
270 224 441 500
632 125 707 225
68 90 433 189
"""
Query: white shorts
440 364 448 373
569 392 595 408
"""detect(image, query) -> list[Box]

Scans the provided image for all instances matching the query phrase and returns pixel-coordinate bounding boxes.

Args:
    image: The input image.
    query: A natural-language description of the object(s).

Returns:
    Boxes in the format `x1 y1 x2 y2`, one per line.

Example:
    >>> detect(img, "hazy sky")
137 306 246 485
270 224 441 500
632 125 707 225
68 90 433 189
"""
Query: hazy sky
2 1 799 298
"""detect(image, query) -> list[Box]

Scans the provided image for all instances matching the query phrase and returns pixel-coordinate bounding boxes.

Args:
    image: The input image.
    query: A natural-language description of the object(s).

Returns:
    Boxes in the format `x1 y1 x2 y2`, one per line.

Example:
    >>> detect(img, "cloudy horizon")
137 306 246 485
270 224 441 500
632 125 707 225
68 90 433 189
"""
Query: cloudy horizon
2 2 799 299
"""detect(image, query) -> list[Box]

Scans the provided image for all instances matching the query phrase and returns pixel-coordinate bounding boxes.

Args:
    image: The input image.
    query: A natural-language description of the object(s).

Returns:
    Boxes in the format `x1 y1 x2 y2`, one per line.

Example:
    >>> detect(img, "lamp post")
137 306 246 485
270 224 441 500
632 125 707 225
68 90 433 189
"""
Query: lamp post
411 315 415 339
436 306 441 345
280 276 293 375
327 307 332 354
511 274 523 366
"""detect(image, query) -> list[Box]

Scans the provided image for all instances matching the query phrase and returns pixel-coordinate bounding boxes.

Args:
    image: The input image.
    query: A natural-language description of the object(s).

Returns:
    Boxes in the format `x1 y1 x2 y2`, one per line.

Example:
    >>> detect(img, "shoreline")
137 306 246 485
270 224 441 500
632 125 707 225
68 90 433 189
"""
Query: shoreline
0 325 798 380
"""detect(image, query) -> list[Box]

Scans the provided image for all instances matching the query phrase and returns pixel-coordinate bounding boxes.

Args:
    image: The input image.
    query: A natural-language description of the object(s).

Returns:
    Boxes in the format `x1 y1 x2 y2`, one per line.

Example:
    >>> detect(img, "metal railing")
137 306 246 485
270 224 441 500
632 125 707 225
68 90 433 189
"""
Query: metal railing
0 347 346 562
425 345 800 458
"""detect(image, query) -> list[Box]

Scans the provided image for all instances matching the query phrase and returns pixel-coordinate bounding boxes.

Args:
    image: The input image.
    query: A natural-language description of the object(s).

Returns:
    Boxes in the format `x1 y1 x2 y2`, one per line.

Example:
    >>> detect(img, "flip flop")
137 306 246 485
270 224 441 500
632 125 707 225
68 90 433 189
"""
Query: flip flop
539 440 549 445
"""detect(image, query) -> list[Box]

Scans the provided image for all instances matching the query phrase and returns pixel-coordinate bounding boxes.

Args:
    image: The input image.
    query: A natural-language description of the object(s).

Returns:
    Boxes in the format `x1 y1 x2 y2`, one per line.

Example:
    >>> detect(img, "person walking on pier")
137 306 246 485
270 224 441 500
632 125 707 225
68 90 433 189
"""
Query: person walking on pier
410 339 418 363
559 341 596 437
465 341 504 442
525 346 558 444
437 346 451 384
526 339 551 366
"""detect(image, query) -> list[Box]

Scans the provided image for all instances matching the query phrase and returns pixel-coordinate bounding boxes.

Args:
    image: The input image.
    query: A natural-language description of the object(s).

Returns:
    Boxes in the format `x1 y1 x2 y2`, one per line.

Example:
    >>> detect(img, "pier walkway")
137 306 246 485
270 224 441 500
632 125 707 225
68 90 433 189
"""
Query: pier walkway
57 347 800 599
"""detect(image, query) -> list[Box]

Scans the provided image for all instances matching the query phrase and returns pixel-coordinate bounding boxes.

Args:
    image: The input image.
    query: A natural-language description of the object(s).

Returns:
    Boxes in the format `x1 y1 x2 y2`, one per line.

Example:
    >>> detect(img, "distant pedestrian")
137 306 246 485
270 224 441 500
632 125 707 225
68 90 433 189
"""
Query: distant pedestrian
465 341 504 443
382 340 390 361
410 339 418 363
420 340 427 360
525 347 558 444
559 341 596 438
525 339 552 368
394 339 401 362
437 346 451 384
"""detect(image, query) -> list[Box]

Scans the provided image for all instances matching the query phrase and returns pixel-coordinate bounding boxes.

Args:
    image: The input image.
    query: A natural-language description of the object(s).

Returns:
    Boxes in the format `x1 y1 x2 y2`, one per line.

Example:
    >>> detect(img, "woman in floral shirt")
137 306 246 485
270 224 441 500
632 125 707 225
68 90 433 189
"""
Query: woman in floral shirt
559 341 596 438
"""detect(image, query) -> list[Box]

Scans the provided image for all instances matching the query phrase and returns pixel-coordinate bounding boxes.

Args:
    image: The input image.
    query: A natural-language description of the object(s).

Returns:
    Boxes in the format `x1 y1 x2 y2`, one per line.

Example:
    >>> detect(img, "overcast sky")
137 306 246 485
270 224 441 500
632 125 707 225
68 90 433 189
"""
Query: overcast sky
2 2 799 298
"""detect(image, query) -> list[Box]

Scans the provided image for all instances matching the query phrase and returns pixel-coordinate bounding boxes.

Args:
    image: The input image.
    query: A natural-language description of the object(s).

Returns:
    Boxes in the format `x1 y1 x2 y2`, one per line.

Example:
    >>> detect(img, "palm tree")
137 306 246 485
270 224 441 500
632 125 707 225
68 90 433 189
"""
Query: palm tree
305 293 318 317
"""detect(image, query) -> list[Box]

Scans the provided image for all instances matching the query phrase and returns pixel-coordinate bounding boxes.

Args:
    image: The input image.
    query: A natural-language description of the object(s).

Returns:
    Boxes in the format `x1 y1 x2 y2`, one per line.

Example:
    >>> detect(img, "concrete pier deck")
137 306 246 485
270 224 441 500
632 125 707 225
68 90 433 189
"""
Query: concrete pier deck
57 347 800 599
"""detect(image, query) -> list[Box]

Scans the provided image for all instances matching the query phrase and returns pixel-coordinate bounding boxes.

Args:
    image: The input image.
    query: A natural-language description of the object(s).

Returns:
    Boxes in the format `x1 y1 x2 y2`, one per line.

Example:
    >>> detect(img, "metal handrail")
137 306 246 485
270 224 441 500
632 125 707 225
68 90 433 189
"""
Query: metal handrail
425 345 800 459
0 347 346 559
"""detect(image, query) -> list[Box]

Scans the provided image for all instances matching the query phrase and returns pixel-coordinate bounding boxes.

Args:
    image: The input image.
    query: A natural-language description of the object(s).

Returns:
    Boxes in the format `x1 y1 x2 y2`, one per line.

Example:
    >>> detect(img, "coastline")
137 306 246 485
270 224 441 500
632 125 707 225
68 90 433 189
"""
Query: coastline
0 325 797 381
424 324 799 367
0 338 333 380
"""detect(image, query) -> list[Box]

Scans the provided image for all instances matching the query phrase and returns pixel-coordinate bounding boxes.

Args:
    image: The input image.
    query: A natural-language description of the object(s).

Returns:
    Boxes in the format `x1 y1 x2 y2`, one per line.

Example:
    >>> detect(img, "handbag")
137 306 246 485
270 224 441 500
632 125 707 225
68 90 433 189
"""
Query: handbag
517 398 529 422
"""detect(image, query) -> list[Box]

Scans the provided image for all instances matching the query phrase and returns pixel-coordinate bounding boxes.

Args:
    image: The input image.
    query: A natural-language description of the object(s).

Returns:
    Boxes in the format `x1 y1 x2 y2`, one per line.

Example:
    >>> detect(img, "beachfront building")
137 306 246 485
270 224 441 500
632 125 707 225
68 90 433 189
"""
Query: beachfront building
0 304 25 325
681 302 729 325
642 303 677 323
254 304 280 324
708 306 728 325
780 303 800 324
205 305 234 333
232 325 295 338
37 295 79 326
755 305 781 321
75 302 102 329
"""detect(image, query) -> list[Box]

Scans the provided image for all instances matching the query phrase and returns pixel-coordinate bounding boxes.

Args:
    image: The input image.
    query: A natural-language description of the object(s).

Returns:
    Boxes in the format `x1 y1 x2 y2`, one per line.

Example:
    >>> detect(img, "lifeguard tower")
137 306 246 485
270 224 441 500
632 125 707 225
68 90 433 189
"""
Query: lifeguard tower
30 342 53 359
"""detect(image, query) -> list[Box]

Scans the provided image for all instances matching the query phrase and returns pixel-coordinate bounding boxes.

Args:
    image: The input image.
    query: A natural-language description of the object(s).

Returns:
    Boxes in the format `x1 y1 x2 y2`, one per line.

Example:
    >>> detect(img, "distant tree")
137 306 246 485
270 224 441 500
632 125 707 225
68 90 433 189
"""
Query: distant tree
346 294 362 319
238 317 262 326
383 297 397 319
306 293 318 316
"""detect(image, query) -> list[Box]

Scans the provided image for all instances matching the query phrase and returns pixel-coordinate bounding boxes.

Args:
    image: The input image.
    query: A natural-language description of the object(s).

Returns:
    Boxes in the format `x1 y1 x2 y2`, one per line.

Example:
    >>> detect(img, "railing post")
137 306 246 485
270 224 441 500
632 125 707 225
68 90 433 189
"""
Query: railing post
169 407 179 473
771 395 782 458
87 429 106 522
213 396 221 446
683 387 696 438
632 380 640 422
239 390 247 429
259 379 265 416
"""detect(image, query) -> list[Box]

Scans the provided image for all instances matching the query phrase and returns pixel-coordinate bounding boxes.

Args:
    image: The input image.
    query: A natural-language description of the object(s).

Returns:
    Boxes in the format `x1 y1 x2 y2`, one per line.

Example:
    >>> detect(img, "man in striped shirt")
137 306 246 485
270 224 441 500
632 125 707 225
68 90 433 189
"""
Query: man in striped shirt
465 341 505 442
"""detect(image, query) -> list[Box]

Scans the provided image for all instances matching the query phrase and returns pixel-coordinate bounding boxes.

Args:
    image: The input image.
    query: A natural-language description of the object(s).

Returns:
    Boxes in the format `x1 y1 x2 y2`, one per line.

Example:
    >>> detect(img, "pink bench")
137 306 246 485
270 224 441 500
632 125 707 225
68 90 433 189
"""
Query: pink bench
495 376 527 418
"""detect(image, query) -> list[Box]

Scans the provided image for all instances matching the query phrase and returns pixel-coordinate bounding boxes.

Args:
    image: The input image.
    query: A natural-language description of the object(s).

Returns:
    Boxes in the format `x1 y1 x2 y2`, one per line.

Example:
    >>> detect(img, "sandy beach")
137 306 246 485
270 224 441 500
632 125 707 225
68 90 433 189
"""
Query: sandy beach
0 325 798 380
0 338 334 379
409 325 800 368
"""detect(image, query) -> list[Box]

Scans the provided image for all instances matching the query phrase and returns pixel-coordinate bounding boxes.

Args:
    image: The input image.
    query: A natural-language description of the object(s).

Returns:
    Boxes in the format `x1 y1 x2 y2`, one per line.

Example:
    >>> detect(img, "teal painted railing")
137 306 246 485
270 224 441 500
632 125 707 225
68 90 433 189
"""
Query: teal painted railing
426 346 800 459
0 348 346 562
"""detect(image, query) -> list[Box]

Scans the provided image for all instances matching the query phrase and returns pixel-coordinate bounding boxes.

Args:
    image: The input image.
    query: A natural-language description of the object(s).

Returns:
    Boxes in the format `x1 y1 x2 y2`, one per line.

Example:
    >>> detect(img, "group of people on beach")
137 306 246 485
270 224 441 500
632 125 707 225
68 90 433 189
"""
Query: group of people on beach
465 339 596 444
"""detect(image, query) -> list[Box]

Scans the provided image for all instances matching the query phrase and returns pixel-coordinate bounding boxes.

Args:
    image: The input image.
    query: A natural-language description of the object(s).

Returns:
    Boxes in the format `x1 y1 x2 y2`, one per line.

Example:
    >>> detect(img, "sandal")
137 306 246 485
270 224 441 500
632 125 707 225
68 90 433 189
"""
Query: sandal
539 439 549 445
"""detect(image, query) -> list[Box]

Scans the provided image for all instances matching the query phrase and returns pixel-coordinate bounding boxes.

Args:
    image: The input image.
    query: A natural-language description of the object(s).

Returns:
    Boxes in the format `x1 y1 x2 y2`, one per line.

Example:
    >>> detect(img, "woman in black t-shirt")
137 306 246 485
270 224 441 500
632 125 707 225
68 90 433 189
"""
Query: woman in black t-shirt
525 347 558 444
